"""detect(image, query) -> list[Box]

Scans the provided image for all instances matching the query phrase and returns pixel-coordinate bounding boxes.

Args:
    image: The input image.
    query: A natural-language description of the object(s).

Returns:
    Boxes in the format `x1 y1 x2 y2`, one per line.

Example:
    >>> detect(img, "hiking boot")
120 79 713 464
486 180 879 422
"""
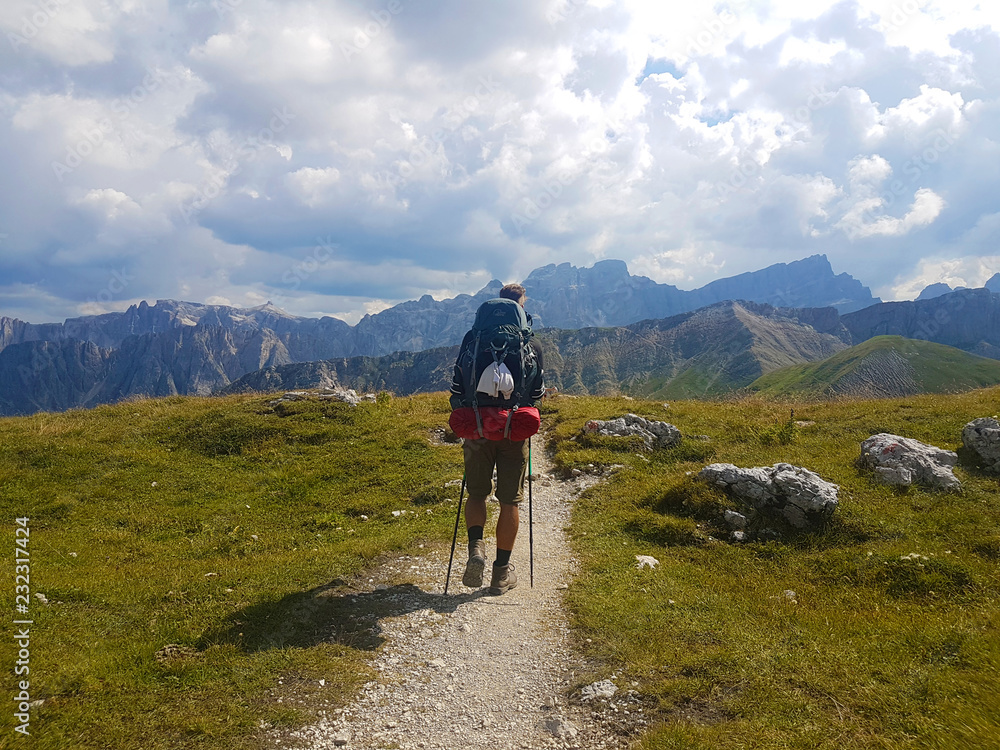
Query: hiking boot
462 539 487 588
488 562 517 596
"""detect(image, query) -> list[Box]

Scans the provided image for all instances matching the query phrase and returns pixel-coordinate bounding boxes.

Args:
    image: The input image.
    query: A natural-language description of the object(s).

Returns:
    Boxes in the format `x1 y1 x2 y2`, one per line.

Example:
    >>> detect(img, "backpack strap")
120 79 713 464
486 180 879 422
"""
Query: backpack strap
503 404 517 439
467 331 485 438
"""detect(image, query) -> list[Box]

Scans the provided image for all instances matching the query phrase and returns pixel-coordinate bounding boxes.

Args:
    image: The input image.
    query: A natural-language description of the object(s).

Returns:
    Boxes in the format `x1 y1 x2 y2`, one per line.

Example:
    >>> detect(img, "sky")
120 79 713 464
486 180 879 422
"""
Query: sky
1 0 999 325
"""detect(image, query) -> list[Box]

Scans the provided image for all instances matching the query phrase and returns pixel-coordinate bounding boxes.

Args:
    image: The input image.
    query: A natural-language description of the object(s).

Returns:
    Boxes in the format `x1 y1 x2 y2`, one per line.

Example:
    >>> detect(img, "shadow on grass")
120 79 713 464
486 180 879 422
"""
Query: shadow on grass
200 579 487 653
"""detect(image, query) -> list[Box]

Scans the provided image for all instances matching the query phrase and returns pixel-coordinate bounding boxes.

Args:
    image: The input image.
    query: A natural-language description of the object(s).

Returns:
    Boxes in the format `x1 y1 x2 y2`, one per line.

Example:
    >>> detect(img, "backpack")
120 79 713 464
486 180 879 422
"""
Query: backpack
453 298 540 438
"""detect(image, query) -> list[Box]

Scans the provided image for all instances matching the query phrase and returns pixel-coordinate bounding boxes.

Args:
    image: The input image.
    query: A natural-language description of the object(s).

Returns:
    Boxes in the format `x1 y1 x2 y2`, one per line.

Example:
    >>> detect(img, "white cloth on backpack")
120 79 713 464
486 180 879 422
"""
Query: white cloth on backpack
476 361 515 399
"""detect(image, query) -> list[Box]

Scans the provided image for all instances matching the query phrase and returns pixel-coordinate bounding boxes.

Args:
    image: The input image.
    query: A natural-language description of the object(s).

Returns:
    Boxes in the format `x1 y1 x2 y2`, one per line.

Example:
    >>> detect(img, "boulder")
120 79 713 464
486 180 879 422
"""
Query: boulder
698 462 839 531
962 417 1000 473
859 433 960 490
583 413 681 450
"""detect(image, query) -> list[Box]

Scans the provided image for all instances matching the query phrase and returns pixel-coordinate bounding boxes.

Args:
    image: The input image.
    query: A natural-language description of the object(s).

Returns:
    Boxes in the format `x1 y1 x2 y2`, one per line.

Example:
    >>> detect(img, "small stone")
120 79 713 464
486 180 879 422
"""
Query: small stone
333 732 349 746
635 555 659 569
581 680 617 701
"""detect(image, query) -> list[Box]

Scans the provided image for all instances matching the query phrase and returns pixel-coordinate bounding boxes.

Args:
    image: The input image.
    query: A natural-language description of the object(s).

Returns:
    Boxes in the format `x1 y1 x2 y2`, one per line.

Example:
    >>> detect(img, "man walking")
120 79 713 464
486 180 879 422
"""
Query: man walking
449 283 544 595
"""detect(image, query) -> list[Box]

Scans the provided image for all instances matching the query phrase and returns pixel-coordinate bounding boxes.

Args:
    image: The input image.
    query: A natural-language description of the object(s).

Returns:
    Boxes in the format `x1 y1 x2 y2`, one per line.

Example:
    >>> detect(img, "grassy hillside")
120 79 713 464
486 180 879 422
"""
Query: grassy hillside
548 388 1000 749
3 387 999 748
749 335 1000 398
0 392 465 748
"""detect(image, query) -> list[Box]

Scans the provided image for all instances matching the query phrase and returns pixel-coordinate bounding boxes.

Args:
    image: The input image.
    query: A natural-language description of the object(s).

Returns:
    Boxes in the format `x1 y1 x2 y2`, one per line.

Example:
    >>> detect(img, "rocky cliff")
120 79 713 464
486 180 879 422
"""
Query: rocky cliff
0 255 937 416
226 301 849 400
522 254 879 330
842 288 1000 357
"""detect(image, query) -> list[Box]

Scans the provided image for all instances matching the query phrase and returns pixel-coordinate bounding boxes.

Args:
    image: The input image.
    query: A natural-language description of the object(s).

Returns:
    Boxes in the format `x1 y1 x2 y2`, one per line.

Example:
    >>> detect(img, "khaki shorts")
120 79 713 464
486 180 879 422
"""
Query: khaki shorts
462 437 529 505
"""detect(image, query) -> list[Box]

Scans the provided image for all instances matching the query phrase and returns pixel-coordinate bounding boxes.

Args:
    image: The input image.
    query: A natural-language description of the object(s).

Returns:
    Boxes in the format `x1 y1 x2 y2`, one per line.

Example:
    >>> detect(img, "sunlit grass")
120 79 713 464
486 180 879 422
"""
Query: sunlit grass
0 392 464 749
3 387 999 748
548 389 1000 749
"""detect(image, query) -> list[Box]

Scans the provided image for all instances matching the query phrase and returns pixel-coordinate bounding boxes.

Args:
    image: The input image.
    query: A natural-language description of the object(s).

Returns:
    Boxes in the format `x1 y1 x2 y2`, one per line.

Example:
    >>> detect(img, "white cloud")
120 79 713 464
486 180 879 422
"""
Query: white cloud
2 0 1000 323
888 254 1000 299
0 0 115 66
840 187 945 238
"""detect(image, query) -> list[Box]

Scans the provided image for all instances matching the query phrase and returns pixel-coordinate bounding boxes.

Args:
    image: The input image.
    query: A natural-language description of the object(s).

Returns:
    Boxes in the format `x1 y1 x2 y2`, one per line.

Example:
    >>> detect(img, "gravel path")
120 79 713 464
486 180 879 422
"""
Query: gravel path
275 444 642 750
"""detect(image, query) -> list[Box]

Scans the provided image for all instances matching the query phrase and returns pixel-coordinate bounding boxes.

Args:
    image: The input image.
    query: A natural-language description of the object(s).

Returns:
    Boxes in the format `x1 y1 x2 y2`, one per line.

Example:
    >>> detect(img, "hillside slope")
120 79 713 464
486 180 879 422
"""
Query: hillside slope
748 335 1000 397
227 300 848 399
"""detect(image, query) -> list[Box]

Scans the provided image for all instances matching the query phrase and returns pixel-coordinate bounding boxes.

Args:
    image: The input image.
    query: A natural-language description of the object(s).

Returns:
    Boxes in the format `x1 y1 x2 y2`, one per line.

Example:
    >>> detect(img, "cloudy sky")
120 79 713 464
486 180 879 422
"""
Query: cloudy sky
2 0 999 324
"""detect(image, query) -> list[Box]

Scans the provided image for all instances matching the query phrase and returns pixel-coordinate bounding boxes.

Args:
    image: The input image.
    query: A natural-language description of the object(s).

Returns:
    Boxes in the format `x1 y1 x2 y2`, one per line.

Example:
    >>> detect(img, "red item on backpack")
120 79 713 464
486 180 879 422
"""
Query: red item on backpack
449 406 540 441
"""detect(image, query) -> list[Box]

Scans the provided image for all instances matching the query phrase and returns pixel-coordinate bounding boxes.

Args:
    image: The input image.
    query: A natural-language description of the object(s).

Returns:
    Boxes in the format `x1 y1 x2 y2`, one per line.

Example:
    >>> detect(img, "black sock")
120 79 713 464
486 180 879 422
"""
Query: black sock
468 526 484 545
495 548 512 567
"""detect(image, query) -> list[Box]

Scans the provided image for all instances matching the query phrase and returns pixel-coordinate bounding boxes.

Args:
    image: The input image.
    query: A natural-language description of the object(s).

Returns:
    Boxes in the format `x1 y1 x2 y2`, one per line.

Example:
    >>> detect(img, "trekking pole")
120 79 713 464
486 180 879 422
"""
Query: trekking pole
528 436 534 588
444 474 466 595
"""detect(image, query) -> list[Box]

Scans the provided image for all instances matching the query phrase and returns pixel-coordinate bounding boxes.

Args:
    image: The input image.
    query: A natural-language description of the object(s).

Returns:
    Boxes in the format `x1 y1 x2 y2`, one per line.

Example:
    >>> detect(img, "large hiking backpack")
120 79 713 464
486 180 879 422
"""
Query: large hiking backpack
450 297 540 440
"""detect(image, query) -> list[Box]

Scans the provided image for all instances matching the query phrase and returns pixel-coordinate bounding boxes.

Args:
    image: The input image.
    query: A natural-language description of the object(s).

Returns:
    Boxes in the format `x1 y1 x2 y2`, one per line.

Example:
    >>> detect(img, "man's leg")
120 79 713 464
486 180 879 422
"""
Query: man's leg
462 495 488 588
489 439 528 595
495 502 519 558
462 438 496 588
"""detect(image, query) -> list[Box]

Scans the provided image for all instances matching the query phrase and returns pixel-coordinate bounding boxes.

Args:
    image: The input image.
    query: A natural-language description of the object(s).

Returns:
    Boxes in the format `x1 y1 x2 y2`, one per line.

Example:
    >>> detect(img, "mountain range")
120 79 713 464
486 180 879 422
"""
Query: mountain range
1 254 997 416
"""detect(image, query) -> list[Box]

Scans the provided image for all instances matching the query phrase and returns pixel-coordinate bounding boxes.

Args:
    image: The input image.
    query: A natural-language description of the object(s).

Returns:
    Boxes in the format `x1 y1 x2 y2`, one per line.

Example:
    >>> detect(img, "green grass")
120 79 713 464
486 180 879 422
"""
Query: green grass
546 389 1000 749
4 387 1000 748
750 336 1000 397
0 392 465 749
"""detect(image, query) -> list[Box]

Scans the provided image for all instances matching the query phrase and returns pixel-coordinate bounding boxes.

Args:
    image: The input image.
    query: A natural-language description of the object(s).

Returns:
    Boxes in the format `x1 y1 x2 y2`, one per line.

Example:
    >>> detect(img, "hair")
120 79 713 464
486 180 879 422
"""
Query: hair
499 283 526 303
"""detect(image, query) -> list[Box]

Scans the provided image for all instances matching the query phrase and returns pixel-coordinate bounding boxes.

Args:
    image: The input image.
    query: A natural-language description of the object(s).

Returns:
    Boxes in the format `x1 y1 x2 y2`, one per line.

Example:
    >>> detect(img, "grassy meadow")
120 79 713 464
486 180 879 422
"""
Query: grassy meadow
1 387 999 748
0 392 465 749
551 389 1000 749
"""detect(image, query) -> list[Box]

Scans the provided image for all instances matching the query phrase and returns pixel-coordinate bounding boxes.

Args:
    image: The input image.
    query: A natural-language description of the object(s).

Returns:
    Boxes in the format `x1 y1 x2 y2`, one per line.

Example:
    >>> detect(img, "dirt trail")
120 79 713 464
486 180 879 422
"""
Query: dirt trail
276 446 639 750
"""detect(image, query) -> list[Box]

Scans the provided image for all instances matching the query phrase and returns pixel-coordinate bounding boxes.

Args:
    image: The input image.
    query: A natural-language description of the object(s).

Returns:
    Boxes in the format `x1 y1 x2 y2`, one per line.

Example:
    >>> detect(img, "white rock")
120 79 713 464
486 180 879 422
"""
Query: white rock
699 462 838 530
635 555 659 570
542 715 580 739
962 417 1000 473
583 414 681 450
859 433 960 490
581 679 618 700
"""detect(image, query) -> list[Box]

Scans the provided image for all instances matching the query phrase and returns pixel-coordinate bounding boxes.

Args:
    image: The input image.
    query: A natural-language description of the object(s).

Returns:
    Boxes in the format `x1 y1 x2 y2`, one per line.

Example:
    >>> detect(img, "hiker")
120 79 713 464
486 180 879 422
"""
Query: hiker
448 283 544 595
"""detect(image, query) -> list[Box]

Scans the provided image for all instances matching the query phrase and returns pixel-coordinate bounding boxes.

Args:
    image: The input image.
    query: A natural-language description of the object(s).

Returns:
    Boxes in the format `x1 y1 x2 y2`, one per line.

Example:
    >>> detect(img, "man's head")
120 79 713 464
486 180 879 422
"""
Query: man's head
499 283 526 307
